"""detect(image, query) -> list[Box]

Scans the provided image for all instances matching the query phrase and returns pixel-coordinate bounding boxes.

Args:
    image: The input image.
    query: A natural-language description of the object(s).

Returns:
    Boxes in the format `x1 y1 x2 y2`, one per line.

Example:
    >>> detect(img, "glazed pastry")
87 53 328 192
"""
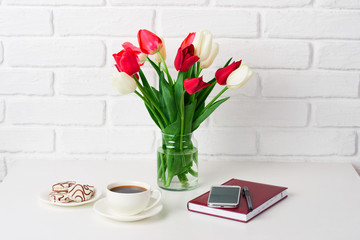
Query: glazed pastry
68 184 95 202
49 191 71 203
52 181 76 192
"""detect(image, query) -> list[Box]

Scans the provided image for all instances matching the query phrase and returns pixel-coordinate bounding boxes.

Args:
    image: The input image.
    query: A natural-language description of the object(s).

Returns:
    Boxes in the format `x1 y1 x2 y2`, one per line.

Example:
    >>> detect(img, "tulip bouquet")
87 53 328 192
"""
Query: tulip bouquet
112 29 254 190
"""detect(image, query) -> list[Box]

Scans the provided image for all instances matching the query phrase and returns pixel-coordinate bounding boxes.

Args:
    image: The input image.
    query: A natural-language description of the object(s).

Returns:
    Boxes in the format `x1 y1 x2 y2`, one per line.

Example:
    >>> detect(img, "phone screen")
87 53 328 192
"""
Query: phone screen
207 186 241 208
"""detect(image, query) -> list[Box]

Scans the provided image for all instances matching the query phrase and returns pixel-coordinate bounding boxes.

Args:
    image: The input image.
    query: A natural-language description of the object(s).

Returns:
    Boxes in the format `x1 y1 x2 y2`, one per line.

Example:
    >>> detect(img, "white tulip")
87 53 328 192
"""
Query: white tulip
111 72 137 95
155 37 166 63
139 53 147 65
200 42 219 69
193 30 213 62
226 63 254 89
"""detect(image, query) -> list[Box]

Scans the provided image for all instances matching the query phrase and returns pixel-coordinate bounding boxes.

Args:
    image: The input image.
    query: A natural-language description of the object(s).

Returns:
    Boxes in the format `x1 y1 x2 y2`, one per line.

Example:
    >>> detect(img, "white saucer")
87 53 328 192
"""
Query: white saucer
39 188 102 207
93 198 163 222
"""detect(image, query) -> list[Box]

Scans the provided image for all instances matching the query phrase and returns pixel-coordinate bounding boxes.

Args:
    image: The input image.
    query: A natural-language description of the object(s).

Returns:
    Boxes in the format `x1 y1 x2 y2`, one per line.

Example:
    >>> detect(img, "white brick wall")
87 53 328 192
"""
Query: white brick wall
0 70 53 95
0 8 52 36
6 39 105 67
316 42 360 70
261 70 359 98
265 11 360 39
7 99 105 125
259 130 356 156
54 8 155 36
1 1 360 181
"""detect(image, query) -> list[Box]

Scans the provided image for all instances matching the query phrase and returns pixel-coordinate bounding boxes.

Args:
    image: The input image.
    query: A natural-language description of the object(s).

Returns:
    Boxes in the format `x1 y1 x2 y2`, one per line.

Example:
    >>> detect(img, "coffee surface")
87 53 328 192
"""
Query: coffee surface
110 185 147 194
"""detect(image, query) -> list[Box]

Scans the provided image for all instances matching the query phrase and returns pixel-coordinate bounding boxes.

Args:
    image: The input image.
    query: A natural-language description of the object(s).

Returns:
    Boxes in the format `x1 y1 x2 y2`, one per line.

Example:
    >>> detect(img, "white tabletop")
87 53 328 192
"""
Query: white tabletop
0 160 360 240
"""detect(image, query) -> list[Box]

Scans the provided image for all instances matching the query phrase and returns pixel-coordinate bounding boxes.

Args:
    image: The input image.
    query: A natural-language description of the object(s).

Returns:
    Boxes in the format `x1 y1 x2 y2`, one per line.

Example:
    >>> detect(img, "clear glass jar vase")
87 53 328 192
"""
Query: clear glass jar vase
157 132 198 191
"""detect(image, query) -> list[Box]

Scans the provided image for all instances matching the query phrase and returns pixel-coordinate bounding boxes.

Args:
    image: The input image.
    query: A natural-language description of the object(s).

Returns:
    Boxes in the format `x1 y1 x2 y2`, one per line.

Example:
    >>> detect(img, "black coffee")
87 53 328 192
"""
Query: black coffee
110 185 147 194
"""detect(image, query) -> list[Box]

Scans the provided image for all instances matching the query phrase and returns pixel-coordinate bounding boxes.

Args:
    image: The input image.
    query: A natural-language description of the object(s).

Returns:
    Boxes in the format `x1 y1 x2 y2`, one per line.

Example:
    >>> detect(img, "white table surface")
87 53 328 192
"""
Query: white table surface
1 160 360 240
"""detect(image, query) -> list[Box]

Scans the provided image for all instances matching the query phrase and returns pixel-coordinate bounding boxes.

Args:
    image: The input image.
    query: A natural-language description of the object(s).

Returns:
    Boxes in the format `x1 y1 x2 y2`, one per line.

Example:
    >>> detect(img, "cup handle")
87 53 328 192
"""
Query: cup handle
143 189 162 212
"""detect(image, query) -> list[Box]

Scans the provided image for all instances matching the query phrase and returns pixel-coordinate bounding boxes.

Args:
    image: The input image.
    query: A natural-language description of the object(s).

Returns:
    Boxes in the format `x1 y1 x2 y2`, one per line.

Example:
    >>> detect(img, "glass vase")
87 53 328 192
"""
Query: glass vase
157 132 198 191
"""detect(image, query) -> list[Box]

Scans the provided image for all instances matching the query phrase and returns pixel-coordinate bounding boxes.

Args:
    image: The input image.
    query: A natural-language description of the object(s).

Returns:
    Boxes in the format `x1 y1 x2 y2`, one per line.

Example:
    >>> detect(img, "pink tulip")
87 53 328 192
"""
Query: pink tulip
113 48 140 76
122 42 146 66
137 29 163 55
184 76 211 95
215 60 242 85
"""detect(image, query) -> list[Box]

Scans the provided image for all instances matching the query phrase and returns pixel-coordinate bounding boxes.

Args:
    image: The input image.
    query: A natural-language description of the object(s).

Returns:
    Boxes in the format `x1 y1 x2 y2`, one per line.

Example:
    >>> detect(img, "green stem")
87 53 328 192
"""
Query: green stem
165 175 173 187
134 91 166 129
189 168 198 177
195 80 215 108
135 80 169 126
157 52 173 86
134 90 146 102
199 86 228 116
179 91 186 149
196 63 202 77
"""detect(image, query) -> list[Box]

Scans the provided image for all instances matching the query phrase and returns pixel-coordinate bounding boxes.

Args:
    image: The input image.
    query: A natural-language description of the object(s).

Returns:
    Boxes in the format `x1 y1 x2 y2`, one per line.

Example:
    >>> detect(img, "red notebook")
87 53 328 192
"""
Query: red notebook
187 178 288 222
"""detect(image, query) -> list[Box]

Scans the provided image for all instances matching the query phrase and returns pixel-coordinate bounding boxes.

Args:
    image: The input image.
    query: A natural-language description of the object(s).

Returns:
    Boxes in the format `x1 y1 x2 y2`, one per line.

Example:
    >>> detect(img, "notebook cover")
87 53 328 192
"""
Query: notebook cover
187 178 288 222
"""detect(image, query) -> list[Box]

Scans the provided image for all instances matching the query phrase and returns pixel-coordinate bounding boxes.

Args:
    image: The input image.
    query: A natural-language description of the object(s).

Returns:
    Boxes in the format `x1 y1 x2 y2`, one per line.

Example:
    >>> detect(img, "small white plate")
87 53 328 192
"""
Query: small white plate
39 188 102 207
93 198 163 222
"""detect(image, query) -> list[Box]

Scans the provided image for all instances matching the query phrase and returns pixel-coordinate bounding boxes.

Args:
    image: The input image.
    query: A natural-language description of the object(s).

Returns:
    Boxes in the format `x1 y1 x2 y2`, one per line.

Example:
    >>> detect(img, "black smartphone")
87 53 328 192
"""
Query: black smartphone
207 185 241 208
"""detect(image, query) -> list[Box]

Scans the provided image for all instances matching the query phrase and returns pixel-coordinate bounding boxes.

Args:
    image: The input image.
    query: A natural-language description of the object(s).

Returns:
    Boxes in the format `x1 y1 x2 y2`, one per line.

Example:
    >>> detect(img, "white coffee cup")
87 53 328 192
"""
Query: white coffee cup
106 181 161 216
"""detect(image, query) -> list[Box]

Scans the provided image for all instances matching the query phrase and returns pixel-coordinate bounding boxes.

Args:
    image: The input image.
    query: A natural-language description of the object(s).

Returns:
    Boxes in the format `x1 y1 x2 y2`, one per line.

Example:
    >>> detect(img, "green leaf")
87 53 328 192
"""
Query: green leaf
138 68 151 91
145 104 161 129
184 101 196 134
192 97 230 132
224 57 233 67
158 72 177 124
174 72 185 109
138 69 159 105
162 88 177 124
194 101 205 121
195 79 216 109
158 72 168 120
163 114 181 135
147 57 162 77
151 87 160 103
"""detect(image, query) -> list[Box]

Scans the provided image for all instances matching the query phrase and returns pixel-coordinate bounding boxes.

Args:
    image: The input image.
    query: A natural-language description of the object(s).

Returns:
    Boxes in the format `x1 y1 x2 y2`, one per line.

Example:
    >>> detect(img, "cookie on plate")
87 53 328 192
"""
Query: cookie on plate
68 184 95 202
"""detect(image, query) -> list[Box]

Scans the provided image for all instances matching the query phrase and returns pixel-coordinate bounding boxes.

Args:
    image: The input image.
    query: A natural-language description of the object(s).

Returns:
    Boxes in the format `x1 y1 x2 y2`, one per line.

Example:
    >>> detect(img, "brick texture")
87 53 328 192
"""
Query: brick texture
265 11 360 39
7 99 105 125
261 70 359 98
0 70 53 95
5 0 104 5
316 42 360 70
0 157 6 182
215 0 312 7
315 0 360 9
54 8 154 36
213 40 311 69
314 101 360 127
196 129 257 155
0 100 4 122
160 9 258 37
59 129 155 153
260 130 356 156
6 40 105 67
0 42 3 63
0 129 54 152
213 100 309 127
0 2 360 177
0 8 52 36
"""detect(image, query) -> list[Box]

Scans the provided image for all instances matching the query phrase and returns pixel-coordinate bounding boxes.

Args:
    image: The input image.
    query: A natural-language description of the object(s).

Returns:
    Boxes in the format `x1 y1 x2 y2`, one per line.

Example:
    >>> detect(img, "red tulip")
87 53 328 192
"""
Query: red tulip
113 48 140 76
215 60 242 85
137 29 163 55
180 32 196 50
174 44 200 72
122 42 142 55
184 76 211 95
122 42 146 66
